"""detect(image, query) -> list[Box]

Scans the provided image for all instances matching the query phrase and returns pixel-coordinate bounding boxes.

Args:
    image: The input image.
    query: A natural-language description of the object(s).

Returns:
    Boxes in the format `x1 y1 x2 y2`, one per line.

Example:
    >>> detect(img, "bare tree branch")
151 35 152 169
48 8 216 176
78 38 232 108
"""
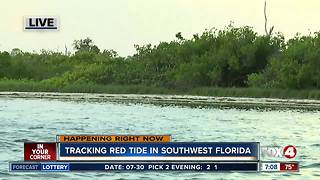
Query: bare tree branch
264 0 274 36
264 0 268 35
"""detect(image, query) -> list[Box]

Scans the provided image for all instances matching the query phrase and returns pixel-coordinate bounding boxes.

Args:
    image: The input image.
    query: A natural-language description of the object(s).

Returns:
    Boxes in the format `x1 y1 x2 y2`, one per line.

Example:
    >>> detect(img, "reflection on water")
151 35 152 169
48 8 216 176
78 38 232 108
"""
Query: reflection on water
0 98 320 179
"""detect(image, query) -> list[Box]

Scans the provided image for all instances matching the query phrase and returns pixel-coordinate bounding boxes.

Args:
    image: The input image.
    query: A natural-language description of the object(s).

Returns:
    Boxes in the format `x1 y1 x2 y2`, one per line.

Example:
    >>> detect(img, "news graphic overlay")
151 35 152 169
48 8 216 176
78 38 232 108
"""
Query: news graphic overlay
283 145 297 159
24 16 59 31
58 142 259 161
24 142 56 161
57 135 171 143
260 162 299 172
261 145 297 159
10 162 70 172
9 135 299 172
10 162 258 172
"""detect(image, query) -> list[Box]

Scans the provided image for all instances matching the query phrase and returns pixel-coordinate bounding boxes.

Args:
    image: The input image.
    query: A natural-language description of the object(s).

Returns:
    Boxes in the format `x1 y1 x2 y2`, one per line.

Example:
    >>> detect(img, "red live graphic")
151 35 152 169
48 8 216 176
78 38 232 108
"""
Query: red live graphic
24 143 56 161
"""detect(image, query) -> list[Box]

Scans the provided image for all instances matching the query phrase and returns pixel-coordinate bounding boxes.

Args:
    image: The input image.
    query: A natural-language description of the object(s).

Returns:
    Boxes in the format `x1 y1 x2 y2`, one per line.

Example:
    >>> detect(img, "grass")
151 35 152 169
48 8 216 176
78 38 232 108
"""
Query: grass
189 87 320 99
0 79 176 94
1 79 320 100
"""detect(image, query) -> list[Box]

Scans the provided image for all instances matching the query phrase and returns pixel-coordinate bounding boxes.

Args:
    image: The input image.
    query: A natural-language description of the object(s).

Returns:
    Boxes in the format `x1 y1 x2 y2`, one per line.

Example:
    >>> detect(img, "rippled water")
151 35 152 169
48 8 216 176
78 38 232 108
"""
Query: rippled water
1 97 319 179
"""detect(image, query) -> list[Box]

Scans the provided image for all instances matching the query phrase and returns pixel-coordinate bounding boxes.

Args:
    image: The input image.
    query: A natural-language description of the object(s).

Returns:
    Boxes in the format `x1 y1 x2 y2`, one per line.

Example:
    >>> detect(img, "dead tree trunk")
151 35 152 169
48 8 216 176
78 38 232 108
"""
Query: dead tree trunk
264 0 274 36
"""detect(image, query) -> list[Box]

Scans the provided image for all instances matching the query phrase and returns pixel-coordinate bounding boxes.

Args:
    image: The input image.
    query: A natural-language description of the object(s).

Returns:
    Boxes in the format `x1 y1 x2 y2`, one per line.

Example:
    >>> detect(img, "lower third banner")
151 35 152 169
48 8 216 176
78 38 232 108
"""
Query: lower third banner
58 142 259 161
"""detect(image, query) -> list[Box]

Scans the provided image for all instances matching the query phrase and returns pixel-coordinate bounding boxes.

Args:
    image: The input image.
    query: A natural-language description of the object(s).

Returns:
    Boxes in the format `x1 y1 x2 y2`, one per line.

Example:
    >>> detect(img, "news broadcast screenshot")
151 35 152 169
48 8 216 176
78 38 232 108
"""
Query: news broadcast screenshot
1 0 319 179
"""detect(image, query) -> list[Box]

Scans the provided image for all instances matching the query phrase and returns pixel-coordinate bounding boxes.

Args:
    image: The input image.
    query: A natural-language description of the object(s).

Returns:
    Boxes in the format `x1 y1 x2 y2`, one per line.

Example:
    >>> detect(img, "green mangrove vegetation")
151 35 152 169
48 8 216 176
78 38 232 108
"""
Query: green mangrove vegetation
1 24 320 99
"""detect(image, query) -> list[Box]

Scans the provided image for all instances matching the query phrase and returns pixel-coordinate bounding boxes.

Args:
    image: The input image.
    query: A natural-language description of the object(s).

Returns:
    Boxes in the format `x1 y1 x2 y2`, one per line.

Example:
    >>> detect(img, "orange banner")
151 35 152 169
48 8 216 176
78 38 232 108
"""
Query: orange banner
57 135 171 143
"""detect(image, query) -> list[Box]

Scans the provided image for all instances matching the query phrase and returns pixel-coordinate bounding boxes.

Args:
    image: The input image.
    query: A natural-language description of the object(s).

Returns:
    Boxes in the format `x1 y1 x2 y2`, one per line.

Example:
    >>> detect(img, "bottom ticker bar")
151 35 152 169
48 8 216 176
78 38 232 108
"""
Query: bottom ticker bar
10 162 258 172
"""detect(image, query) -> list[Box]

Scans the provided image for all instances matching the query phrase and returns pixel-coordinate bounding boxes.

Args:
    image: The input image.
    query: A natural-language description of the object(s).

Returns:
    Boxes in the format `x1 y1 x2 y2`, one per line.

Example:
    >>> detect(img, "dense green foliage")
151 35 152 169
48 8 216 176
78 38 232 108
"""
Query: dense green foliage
248 32 320 89
1 25 320 95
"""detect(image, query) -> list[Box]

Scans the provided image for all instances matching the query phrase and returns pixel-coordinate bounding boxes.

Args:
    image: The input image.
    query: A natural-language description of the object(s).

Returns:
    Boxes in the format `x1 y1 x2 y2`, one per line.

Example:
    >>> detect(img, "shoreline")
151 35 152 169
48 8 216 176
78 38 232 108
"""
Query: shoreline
1 91 320 110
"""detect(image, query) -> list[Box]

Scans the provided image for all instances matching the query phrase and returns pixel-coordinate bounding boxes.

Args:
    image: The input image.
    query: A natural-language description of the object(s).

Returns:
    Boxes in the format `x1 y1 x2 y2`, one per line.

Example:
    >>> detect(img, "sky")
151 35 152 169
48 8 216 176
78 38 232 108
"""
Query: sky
1 0 320 56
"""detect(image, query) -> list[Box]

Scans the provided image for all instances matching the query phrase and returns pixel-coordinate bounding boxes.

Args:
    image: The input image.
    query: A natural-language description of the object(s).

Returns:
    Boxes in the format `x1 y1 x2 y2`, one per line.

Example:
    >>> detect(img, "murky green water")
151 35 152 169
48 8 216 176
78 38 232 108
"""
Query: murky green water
0 98 319 179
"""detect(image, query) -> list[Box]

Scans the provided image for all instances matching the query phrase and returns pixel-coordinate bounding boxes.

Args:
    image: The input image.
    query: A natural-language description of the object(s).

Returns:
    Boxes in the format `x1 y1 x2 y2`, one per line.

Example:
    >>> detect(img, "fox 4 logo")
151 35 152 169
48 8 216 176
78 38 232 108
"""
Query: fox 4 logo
261 145 297 159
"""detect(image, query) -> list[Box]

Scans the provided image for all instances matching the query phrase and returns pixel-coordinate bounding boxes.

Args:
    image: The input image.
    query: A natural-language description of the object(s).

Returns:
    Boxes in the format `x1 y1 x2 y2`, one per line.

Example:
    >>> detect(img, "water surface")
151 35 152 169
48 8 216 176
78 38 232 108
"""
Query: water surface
0 98 319 179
